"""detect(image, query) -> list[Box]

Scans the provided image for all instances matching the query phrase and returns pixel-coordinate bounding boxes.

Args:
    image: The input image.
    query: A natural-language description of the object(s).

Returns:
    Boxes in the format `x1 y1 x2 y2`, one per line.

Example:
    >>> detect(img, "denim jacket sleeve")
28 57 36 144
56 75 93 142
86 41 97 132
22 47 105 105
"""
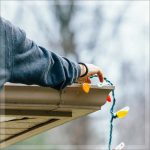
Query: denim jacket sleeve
0 17 81 90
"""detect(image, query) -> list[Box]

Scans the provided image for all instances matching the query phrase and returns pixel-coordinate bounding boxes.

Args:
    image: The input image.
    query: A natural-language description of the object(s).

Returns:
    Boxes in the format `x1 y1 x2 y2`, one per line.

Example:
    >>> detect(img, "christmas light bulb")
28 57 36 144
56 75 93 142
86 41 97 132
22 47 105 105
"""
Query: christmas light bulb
114 142 125 150
115 106 130 118
106 95 111 102
82 83 90 93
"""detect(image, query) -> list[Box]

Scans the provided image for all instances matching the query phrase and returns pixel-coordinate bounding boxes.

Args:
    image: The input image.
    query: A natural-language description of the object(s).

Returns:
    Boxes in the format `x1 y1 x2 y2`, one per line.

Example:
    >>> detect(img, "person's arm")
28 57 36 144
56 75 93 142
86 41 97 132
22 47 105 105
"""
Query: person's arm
1 17 81 90
1 17 104 90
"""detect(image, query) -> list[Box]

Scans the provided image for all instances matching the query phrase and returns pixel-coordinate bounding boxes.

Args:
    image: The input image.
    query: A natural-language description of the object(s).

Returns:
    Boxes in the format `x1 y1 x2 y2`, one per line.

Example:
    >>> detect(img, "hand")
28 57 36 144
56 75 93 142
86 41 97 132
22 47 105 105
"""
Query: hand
77 63 104 83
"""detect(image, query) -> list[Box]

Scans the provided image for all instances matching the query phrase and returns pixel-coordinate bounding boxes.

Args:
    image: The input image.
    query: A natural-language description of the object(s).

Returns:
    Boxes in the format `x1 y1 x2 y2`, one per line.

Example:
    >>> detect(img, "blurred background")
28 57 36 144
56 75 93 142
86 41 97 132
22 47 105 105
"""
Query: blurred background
1 0 149 150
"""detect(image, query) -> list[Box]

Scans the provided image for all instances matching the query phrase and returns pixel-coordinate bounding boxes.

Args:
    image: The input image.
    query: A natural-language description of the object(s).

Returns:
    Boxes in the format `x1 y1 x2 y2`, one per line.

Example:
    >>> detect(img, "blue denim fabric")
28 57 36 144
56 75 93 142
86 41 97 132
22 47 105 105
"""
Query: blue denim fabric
0 17 80 90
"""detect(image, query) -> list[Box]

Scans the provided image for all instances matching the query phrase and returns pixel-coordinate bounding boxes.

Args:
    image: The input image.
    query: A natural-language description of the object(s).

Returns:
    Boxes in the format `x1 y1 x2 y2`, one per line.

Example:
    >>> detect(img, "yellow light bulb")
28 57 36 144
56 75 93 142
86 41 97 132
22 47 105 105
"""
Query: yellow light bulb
115 106 130 119
82 83 91 93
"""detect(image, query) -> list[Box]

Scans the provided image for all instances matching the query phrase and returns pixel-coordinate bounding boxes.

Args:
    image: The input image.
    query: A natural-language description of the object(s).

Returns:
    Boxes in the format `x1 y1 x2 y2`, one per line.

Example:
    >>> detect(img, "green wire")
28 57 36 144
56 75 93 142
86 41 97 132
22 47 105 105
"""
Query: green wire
104 78 116 150
90 75 116 150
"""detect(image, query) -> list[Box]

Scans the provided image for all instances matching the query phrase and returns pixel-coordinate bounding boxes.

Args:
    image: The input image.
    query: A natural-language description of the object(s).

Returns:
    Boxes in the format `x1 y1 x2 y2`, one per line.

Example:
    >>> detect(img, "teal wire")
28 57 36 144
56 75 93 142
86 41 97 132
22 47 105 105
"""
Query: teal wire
104 77 116 150
90 75 116 150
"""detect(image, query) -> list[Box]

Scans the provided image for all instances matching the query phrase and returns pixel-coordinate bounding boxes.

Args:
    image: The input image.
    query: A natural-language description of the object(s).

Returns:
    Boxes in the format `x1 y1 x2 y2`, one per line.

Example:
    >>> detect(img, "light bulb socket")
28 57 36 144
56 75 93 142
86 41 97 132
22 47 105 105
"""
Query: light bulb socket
113 114 117 119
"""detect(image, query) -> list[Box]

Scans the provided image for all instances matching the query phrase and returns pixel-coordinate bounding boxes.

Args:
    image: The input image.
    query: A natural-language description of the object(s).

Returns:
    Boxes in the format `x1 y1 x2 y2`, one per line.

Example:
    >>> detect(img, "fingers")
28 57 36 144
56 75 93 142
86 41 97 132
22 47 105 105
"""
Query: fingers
81 77 91 83
86 77 91 83
97 70 104 82
77 76 91 84
88 64 104 82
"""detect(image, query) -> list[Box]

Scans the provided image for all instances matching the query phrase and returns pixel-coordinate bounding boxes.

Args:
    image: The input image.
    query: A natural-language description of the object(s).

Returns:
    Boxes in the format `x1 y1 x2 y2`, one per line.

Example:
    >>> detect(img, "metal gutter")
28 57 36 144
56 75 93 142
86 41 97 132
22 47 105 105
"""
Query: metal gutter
0 83 114 149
